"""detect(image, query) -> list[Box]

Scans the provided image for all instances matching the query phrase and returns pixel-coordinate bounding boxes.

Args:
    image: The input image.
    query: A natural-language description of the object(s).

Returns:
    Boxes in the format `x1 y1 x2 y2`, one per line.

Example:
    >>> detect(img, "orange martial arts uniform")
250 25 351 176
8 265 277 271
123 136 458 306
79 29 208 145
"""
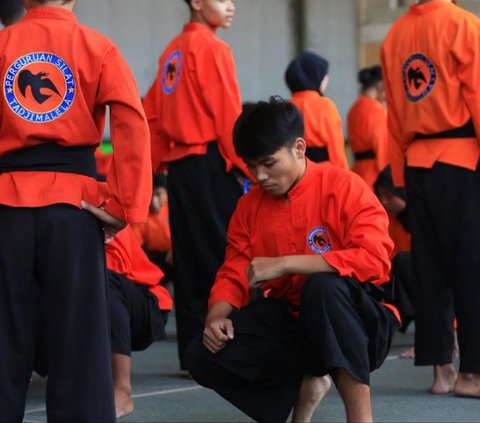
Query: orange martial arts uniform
143 21 247 369
347 96 389 189
381 0 480 372
0 7 151 421
289 92 349 169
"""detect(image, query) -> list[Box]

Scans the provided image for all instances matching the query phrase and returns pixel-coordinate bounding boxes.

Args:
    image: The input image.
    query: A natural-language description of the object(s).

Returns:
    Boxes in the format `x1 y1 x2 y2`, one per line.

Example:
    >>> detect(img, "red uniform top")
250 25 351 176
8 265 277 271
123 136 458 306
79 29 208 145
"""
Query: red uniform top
347 96 389 189
209 161 395 314
144 22 248 177
290 91 349 169
381 0 480 186
106 225 173 311
131 202 172 253
0 7 151 222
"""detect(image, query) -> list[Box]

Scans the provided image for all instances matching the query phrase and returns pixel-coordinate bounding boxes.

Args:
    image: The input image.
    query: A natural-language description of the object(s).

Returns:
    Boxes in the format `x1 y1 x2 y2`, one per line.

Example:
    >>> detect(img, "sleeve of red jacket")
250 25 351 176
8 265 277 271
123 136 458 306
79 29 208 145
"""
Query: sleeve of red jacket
96 45 152 223
322 171 393 285
208 195 252 310
142 78 169 173
381 45 407 187
324 100 349 169
453 15 480 148
197 43 250 178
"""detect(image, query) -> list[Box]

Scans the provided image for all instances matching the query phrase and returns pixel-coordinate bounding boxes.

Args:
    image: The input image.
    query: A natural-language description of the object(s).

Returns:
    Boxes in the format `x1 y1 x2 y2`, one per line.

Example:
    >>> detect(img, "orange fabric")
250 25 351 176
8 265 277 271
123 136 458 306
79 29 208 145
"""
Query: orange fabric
381 0 480 186
144 22 249 177
131 202 171 253
106 225 173 311
0 7 152 222
209 161 394 311
347 96 389 189
290 91 349 169
388 216 411 257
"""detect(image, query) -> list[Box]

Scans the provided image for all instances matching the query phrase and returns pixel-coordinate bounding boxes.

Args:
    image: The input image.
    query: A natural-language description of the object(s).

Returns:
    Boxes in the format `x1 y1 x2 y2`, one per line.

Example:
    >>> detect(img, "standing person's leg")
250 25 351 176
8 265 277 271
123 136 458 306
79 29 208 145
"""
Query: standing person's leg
405 166 456 393
168 143 242 369
0 207 38 422
35 205 115 422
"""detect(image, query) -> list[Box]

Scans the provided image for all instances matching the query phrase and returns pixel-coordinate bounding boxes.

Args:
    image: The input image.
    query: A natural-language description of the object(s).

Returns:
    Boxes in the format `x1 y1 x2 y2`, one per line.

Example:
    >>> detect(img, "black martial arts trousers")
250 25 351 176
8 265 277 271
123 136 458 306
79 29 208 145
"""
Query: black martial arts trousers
0 205 115 423
167 143 243 369
185 273 397 423
405 162 480 372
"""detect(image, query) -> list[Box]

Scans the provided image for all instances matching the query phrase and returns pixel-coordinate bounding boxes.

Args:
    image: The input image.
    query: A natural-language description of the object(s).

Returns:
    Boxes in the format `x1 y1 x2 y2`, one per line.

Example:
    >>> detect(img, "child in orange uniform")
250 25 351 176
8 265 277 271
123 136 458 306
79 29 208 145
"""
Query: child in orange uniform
285 52 349 169
0 0 151 420
347 66 389 189
143 0 248 371
382 0 480 396
185 98 399 423
106 225 172 419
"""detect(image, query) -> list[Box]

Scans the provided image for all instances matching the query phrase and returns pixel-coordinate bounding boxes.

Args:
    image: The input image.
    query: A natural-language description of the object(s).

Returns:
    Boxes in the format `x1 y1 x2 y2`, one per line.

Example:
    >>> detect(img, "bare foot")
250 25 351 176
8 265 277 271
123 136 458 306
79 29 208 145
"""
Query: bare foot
430 364 457 394
454 373 480 398
399 346 415 359
291 375 331 423
115 387 134 419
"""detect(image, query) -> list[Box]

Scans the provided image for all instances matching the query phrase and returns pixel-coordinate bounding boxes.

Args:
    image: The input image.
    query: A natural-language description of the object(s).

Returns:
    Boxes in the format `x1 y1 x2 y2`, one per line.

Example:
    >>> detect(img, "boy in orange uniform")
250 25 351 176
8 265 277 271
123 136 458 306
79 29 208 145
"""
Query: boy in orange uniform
347 65 389 189
106 225 172 419
381 0 480 396
185 98 399 423
0 0 151 421
143 0 249 371
285 51 349 169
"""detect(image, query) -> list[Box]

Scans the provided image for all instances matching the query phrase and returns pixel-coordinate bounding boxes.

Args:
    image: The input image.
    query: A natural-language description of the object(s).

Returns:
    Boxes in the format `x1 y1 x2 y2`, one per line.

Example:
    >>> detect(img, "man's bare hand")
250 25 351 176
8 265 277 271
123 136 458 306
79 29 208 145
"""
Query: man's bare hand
81 200 126 243
247 257 286 288
203 318 234 354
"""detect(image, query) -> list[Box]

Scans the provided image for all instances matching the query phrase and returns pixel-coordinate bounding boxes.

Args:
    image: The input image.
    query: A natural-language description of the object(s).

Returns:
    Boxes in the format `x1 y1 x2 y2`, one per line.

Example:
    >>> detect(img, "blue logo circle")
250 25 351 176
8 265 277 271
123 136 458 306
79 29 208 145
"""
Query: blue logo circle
3 52 76 123
162 50 182 95
402 53 436 102
308 227 331 254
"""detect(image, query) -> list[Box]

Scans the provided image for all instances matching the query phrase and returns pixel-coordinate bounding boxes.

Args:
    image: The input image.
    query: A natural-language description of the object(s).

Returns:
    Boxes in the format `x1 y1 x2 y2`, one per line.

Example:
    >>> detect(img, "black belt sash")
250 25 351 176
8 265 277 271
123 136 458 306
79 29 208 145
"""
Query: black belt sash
415 119 476 140
354 150 376 161
306 147 329 163
0 143 97 177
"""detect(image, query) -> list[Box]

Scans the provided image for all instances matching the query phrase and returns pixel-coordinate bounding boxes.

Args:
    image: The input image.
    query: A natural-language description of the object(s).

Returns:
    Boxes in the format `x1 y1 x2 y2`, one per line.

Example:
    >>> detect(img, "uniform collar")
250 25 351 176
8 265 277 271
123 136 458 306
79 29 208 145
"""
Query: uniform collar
183 22 215 36
285 158 315 201
409 0 452 15
24 7 77 22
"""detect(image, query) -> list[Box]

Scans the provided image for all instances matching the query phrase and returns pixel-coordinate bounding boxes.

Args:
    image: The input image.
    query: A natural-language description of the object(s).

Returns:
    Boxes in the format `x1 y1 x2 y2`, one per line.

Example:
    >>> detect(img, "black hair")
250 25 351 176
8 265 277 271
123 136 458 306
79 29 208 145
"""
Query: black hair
358 65 382 91
233 96 304 161
0 0 23 26
285 51 329 93
184 0 192 7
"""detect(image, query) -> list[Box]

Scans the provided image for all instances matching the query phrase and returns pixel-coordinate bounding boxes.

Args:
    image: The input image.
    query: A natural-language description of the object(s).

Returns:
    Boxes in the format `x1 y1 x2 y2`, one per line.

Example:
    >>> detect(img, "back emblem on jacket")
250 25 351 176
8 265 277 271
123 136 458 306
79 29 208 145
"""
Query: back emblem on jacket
162 50 182 95
402 53 436 102
308 227 331 254
3 52 76 123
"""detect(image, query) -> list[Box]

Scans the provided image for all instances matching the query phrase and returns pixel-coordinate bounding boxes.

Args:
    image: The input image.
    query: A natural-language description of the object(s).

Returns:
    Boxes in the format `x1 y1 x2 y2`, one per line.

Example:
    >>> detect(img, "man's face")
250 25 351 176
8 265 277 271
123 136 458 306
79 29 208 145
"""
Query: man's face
244 139 306 197
194 0 235 29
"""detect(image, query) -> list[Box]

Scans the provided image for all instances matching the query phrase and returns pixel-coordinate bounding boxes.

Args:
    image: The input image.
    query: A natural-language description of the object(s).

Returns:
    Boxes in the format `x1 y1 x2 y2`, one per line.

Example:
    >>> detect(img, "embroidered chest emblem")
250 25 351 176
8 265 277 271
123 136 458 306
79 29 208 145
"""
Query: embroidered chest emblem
4 52 76 123
402 53 436 103
308 227 331 254
162 50 182 95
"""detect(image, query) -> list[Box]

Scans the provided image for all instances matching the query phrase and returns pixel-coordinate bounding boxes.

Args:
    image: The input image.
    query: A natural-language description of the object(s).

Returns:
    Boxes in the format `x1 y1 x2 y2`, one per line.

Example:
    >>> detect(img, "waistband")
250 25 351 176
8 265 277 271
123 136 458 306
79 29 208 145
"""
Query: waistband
415 119 476 140
306 147 329 163
0 143 97 177
354 150 376 161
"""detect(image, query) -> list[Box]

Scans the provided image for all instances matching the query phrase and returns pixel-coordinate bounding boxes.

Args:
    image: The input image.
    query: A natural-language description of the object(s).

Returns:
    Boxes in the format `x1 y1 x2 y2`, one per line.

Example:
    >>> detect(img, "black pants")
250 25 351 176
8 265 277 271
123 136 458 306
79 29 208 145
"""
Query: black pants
0 205 115 423
405 163 480 372
109 271 168 356
185 273 397 423
167 143 243 369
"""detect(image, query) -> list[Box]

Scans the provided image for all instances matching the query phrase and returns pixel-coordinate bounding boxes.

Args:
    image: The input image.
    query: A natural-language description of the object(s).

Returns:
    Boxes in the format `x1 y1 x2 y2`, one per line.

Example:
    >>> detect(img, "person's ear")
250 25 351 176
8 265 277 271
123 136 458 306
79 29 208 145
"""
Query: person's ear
294 137 306 159
190 0 202 12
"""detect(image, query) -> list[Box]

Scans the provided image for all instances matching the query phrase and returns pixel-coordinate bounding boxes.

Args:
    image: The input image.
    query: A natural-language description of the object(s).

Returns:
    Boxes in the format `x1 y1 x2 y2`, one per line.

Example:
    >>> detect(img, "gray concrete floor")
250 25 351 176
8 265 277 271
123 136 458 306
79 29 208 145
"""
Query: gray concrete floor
24 318 480 422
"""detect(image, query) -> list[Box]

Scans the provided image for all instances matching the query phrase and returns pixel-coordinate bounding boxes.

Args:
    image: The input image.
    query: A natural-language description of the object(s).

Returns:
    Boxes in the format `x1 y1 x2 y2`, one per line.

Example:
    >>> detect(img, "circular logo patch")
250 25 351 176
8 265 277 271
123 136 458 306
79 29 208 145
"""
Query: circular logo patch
4 52 76 123
162 50 182 95
402 53 436 102
308 227 331 254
